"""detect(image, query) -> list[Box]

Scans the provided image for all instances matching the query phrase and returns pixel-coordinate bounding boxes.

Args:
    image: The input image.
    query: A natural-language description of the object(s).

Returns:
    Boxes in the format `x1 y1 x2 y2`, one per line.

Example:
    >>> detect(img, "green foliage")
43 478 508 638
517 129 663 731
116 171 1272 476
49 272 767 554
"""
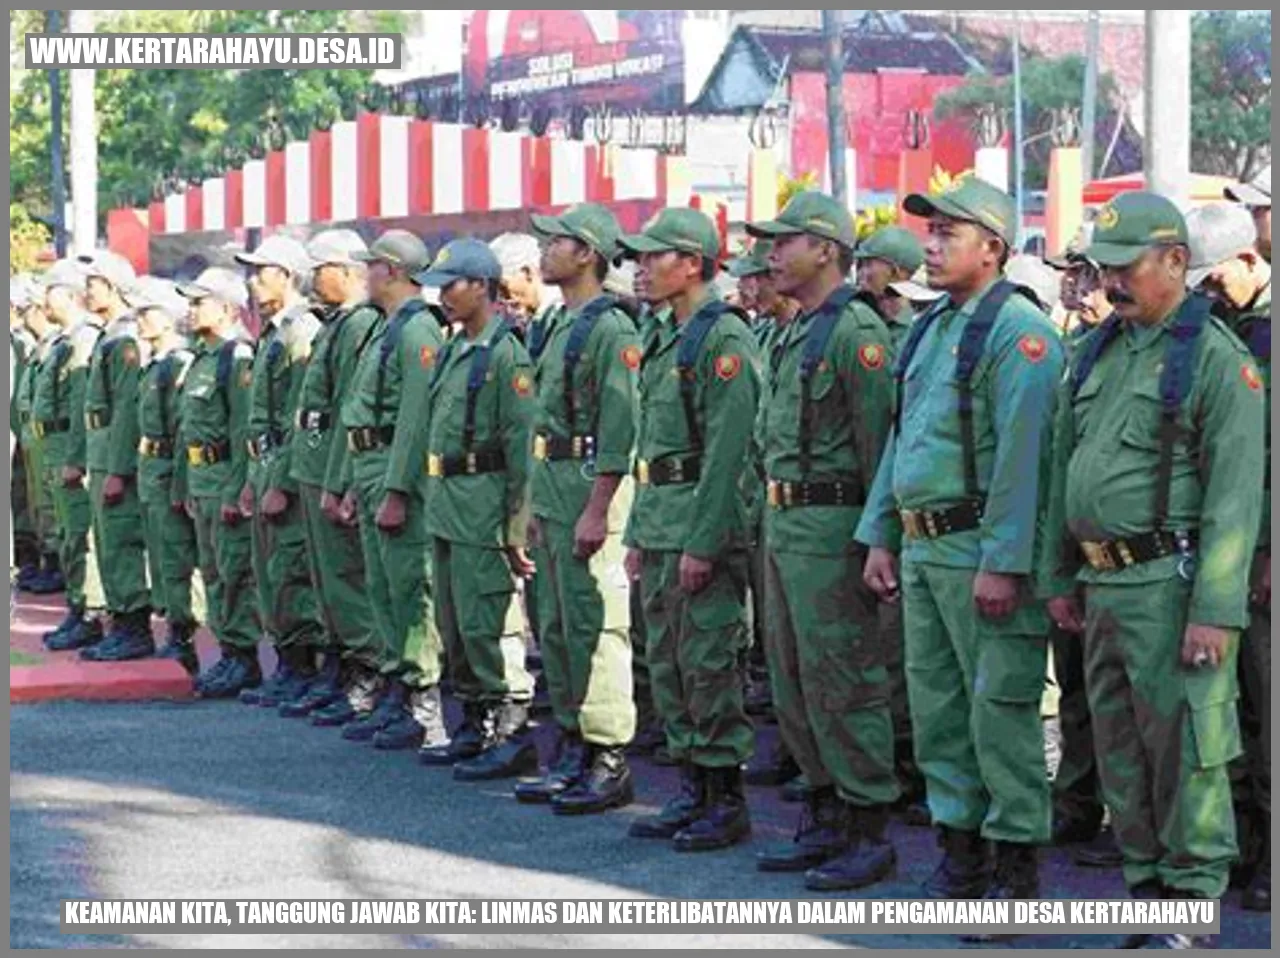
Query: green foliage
10 204 51 274
1190 10 1271 181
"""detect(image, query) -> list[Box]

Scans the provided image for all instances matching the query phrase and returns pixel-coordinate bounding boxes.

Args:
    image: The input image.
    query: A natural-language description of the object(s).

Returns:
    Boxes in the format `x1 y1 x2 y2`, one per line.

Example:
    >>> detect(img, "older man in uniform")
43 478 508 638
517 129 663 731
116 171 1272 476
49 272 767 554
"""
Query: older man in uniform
857 176 1063 906
1038 193 1263 947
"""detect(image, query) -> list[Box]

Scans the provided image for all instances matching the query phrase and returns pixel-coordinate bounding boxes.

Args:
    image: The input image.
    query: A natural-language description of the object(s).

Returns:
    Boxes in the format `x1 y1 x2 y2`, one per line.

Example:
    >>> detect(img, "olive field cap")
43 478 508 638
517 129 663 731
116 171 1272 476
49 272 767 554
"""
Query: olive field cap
352 229 432 276
904 175 1017 247
1083 192 1189 267
307 228 369 268
746 191 858 250
888 266 945 303
530 203 622 261
1224 164 1271 208
124 277 188 318
1184 202 1260 289
77 249 138 292
177 267 250 309
726 240 774 278
618 208 721 259
854 226 925 274
1045 223 1097 270
414 238 504 287
234 235 313 275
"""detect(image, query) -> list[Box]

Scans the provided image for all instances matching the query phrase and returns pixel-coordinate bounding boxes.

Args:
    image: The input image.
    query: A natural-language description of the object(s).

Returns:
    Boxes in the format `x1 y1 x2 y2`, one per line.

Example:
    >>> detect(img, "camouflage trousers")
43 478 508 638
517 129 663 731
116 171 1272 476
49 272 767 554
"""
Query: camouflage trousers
1083 575 1241 898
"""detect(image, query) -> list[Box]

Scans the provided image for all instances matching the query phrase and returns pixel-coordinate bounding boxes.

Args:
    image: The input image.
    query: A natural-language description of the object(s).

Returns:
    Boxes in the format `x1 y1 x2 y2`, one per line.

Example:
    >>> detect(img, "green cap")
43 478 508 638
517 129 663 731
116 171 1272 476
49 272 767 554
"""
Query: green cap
726 240 774 278
904 175 1016 247
353 229 432 276
618 208 721 259
414 238 503 287
746 191 858 249
1083 191 1189 267
531 203 621 260
854 226 924 273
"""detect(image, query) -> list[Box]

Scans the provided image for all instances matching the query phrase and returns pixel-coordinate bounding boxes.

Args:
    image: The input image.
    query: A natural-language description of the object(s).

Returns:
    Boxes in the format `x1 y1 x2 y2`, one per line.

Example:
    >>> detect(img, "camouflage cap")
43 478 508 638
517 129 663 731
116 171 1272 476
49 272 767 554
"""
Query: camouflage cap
746 191 858 250
233 234 312 275
726 240 774 278
353 229 432 276
530 202 621 261
618 208 721 259
854 226 924 273
1185 201 1259 289
177 267 249 309
414 237 503 287
904 174 1016 247
1084 191 1189 267
1224 164 1271 208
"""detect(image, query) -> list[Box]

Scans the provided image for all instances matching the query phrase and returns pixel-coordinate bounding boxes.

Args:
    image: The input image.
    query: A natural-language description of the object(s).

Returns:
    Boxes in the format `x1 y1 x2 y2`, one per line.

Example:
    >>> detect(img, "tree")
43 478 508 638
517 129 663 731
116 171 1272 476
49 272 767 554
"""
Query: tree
10 204 51 274
1190 10 1271 181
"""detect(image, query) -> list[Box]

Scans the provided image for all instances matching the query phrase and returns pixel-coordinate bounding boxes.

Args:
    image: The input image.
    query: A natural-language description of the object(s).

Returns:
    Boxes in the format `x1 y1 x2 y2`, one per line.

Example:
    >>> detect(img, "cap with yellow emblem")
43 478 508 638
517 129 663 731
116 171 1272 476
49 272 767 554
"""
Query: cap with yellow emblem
726 240 774 278
618 208 722 259
746 191 859 250
530 202 622 261
903 174 1017 248
1083 192 1189 267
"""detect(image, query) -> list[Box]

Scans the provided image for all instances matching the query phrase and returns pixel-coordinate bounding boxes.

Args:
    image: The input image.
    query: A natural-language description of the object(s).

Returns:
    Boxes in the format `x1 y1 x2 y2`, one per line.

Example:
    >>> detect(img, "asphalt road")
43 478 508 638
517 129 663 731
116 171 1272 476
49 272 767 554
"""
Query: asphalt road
10 701 1270 949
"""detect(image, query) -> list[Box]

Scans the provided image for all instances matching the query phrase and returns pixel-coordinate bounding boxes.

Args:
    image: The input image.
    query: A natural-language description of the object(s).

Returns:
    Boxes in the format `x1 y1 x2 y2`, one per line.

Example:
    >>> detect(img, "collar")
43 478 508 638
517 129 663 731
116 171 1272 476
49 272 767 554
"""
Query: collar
673 292 720 339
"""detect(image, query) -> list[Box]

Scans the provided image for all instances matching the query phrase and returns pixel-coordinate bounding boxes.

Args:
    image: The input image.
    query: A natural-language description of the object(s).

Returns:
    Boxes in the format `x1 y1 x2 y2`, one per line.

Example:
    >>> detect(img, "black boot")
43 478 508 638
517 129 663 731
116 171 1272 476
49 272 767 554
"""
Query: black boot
81 610 155 661
45 613 104 652
515 728 589 804
552 745 635 816
672 766 751 852
743 670 774 718
1073 826 1124 868
279 652 344 717
43 605 87 647
199 647 262 699
1052 809 1104 845
921 826 991 899
744 741 800 787
243 646 315 707
1145 889 1218 949
757 786 849 872
1243 840 1271 912
780 773 810 803
962 841 1039 941
1119 880 1164 948
342 680 408 741
805 804 898 890
312 666 381 727
373 684 446 751
194 646 234 695
157 620 199 675
419 701 488 766
453 703 539 781
26 553 65 595
630 762 705 839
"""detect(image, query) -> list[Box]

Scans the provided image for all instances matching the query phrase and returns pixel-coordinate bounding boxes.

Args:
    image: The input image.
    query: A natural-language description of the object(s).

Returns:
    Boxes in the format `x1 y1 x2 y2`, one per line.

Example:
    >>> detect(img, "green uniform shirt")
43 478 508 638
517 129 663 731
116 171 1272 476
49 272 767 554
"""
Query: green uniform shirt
41 316 105 471
338 298 446 496
1225 285 1270 552
530 296 640 524
883 308 915 352
10 329 36 437
623 295 761 558
14 328 55 443
761 289 895 555
176 336 254 507
83 314 143 476
247 301 321 495
1037 298 1265 628
289 301 383 492
136 345 195 499
856 278 1064 574
421 314 535 549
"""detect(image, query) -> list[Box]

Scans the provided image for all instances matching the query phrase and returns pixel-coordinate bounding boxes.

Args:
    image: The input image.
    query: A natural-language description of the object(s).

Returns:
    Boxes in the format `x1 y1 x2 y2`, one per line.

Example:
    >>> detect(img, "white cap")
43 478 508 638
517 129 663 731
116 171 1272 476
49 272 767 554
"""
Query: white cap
1224 164 1271 208
1185 201 1259 289
177 267 250 310
888 266 945 303
77 249 138 293
233 234 312 275
125 277 188 318
307 229 368 268
604 260 637 298
1004 255 1061 312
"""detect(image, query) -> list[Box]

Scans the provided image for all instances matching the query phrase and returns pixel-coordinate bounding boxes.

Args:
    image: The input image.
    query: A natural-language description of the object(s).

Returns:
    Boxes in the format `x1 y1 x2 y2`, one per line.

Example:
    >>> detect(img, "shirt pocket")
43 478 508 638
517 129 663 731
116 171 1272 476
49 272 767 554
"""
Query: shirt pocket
1072 374 1105 443
1118 379 1175 455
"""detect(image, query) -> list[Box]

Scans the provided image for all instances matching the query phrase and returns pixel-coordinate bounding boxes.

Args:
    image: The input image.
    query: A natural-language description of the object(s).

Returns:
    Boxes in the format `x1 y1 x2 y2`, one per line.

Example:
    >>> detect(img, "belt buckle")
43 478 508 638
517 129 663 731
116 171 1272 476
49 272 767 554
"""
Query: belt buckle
901 510 920 539
1116 539 1136 568
571 436 583 459
767 481 781 509
427 454 443 478
924 512 939 539
347 432 359 453
187 445 203 466
1081 542 1115 572
636 460 650 485
533 435 548 461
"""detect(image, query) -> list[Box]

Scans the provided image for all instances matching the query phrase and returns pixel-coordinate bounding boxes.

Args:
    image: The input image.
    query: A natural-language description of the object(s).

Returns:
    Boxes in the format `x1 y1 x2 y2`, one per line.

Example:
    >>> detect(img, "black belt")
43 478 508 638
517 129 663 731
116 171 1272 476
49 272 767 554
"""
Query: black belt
85 410 112 430
347 425 395 453
634 454 702 487
187 439 232 467
426 449 506 478
533 432 595 462
1078 530 1198 573
767 478 862 510
138 436 175 459
246 430 286 461
900 500 984 540
32 418 71 438
296 409 333 432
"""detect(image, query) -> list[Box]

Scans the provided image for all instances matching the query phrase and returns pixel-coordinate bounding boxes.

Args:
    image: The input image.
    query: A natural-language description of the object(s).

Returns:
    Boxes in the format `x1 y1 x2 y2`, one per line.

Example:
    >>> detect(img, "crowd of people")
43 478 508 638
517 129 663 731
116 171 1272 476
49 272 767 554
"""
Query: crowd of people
9 163 1271 947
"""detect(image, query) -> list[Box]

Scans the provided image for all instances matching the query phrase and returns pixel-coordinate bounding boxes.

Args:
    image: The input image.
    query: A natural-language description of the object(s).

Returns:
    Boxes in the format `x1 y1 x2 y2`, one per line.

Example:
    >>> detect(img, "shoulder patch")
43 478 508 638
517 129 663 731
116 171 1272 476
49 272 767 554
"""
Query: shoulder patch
620 343 642 371
714 354 742 382
420 345 437 369
857 343 886 371
511 369 534 397
1017 334 1048 363
1242 362 1264 392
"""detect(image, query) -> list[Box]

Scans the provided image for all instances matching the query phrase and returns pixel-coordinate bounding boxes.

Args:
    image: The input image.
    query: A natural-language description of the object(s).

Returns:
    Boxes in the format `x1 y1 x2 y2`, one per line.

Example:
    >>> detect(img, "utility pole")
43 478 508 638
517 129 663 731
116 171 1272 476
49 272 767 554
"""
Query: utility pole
47 10 67 257
1011 12 1025 251
1144 11 1191 205
821 10 848 207
1081 10 1100 181
68 9 98 255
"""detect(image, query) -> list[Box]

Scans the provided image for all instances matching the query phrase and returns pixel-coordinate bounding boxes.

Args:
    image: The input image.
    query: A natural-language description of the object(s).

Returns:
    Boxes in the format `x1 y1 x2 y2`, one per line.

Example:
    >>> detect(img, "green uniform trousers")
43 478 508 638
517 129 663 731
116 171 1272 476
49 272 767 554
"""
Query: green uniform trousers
764 545 898 807
248 466 322 652
532 518 635 747
880 599 924 800
901 559 1050 845
298 482 380 668
1232 577 1270 838
1083 576 1241 898
191 496 258 651
1050 624 1103 826
352 480 442 688
44 443 101 611
26 440 59 557
638 549 754 769
432 537 531 705
629 580 658 730
88 471 150 616
142 490 199 626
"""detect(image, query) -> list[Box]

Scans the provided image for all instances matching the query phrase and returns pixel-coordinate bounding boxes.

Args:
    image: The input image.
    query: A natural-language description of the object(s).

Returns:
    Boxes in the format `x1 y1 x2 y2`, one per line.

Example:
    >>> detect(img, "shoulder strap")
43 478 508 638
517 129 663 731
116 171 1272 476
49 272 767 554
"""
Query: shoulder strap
561 295 618 435
216 338 244 420
892 296 949 435
527 306 558 362
374 301 428 428
463 322 514 452
1153 293 1212 531
675 301 743 450
99 338 121 409
798 285 860 475
955 280 1019 499
157 353 177 434
1235 314 1271 362
1069 314 1123 398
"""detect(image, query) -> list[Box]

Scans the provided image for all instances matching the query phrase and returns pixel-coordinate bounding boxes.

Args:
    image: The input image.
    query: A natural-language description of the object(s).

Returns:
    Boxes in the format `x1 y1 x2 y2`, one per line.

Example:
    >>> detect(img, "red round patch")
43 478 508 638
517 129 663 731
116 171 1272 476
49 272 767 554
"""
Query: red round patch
420 345 437 368
858 344 885 371
1242 363 1263 392
512 371 534 397
714 354 742 382
620 344 642 371
1018 335 1048 363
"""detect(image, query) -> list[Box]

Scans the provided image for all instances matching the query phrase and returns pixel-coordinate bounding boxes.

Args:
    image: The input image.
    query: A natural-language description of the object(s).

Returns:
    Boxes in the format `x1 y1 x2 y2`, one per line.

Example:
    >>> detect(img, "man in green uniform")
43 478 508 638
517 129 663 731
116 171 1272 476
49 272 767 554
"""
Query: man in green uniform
1185 201 1272 911
233 236 325 707
11 277 42 586
1038 193 1263 946
745 192 899 888
619 209 761 852
509 203 638 814
36 261 105 649
278 230 384 720
77 251 154 661
856 176 1063 904
331 231 449 752
127 278 201 673
854 225 925 350
414 238 537 780
176 268 261 697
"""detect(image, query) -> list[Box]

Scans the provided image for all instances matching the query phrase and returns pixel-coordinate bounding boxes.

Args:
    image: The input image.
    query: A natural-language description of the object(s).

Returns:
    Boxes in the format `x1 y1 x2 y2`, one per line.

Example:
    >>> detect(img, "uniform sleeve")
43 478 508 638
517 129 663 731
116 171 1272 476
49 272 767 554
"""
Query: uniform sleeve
1034 376 1081 599
223 357 254 509
498 343 536 549
323 310 380 496
841 312 896 502
63 335 95 471
977 320 1064 576
171 377 190 504
854 427 903 553
590 313 640 476
106 338 143 476
684 329 760 560
384 321 443 495
1188 341 1266 627
269 321 318 495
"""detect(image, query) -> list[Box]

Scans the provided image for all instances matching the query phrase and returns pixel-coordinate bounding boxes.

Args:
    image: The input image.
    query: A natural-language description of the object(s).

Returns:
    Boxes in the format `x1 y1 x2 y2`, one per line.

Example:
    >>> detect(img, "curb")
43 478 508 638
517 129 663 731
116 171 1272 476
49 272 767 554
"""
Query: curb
11 659 195 705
